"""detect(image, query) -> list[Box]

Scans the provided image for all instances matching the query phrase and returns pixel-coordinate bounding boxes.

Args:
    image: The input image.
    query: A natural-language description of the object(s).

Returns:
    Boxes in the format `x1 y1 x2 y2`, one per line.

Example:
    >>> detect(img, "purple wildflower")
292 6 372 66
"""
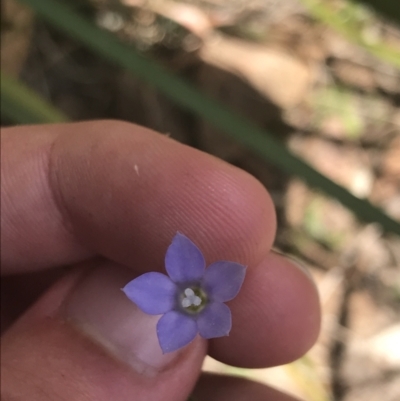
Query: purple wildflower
122 233 246 353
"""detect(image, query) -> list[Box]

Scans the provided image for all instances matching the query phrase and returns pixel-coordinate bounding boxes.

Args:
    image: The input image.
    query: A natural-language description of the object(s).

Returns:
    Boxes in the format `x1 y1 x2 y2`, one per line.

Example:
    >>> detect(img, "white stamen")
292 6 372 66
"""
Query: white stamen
181 287 203 309
181 298 191 308
184 288 195 297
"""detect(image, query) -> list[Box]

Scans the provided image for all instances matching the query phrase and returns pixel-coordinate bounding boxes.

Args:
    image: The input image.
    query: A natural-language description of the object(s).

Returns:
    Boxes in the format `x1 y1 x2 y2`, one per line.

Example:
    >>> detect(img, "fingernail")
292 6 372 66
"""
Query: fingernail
62 262 179 375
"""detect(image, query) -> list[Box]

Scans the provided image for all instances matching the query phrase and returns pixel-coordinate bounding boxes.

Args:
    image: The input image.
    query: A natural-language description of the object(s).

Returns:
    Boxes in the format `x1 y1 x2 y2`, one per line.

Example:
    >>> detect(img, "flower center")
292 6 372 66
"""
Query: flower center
180 287 207 313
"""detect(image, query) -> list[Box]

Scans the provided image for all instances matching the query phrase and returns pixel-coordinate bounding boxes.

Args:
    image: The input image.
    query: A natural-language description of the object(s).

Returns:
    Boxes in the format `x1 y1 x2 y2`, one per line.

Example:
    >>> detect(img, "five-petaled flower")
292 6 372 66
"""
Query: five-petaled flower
122 233 246 353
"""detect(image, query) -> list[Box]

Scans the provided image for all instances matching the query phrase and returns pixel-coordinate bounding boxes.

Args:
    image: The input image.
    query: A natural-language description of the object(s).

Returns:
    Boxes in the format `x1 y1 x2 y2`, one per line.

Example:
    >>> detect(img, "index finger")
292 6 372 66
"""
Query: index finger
1 120 276 274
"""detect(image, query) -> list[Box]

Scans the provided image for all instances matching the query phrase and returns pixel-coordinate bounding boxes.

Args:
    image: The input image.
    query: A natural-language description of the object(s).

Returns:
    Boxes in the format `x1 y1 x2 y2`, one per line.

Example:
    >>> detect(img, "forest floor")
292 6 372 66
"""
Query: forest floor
2 0 400 400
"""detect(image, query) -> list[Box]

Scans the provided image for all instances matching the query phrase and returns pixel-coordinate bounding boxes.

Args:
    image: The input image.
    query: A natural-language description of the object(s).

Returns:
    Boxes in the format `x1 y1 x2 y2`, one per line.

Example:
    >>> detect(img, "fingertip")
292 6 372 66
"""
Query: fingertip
177 157 277 266
3 119 276 276
50 120 276 270
209 252 321 367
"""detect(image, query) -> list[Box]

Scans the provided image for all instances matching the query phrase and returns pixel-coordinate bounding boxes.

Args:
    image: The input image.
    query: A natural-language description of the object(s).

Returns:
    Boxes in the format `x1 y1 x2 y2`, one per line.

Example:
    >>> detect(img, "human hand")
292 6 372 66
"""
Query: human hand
1 121 320 401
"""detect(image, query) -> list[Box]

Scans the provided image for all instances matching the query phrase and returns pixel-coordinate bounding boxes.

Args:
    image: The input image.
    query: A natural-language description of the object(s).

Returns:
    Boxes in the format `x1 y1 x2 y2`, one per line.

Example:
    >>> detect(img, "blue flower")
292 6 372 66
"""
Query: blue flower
122 233 246 353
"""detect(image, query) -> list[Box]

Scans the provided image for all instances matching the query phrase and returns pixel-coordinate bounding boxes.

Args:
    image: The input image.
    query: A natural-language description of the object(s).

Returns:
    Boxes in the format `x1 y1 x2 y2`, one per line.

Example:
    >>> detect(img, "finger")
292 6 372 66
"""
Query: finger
209 252 320 368
1 267 66 332
2 246 319 368
2 260 206 401
2 255 318 401
193 373 303 401
1 120 276 274
64 254 319 369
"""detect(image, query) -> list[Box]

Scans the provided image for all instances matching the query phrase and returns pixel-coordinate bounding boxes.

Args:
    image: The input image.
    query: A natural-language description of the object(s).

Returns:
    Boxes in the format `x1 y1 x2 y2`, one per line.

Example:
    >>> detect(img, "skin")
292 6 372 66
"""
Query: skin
1 121 321 401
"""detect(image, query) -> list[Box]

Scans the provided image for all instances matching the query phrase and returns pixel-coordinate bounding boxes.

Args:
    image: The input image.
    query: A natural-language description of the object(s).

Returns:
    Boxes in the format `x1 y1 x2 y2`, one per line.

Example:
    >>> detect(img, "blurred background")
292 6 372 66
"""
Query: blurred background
1 0 400 400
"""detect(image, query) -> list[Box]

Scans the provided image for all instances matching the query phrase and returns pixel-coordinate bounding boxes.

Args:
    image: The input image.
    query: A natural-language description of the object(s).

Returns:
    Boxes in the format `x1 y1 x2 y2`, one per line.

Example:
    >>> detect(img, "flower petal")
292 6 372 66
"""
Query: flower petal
156 311 198 353
202 261 246 302
122 272 177 315
197 302 232 339
165 233 205 283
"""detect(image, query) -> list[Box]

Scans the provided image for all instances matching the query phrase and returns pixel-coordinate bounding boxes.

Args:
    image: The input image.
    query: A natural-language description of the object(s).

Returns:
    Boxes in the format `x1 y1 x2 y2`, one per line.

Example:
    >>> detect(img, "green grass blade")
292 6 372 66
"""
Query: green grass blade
18 0 400 235
1 70 68 124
